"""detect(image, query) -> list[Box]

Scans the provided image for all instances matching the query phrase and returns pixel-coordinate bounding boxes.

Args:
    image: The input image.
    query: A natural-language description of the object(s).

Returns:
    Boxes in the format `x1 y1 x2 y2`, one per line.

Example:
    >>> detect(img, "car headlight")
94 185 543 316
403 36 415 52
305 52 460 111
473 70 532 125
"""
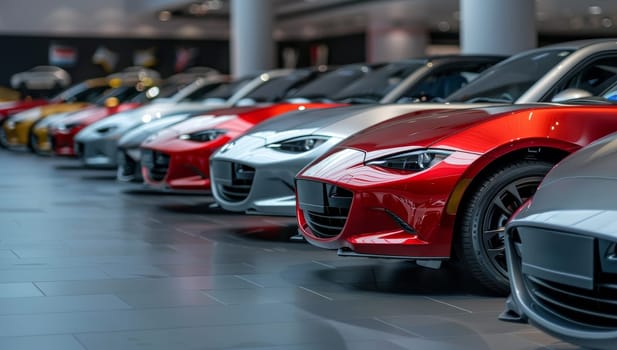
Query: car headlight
96 125 118 134
178 129 226 142
5 120 16 129
366 149 453 171
57 123 82 132
266 136 329 153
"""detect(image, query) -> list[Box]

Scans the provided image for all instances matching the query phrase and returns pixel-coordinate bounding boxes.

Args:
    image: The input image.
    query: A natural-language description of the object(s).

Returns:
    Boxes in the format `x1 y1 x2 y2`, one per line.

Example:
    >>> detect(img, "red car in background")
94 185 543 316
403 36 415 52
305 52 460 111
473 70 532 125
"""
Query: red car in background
0 98 49 123
49 82 157 156
296 102 617 294
141 103 345 190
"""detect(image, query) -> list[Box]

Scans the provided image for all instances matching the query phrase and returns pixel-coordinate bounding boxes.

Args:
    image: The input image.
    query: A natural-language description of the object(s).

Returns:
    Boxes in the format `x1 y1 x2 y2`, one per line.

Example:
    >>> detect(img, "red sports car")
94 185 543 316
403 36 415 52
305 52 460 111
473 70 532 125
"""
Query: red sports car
0 99 48 122
140 103 344 190
296 103 617 293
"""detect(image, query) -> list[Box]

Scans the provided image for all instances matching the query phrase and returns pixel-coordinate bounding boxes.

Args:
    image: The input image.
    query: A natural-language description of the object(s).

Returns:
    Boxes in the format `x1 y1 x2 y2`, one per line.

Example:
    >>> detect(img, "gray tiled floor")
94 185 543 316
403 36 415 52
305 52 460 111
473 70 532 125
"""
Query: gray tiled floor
0 150 585 350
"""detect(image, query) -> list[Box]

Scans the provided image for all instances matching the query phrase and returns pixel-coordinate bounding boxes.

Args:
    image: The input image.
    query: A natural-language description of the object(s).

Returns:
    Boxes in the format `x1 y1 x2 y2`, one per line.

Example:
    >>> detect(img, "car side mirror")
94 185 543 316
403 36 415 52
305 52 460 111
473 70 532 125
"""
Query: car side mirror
551 88 592 103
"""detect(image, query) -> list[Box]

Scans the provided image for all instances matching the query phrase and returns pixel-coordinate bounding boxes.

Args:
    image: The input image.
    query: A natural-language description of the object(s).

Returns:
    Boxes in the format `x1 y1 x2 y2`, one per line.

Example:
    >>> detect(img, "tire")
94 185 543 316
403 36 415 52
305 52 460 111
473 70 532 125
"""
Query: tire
27 126 37 152
0 119 9 149
457 160 554 295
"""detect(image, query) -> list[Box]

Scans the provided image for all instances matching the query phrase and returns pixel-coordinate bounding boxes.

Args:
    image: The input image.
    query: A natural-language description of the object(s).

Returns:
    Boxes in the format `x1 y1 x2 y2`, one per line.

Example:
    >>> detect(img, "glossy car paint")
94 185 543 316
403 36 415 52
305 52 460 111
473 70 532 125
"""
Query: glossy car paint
117 69 332 181
50 103 141 156
296 104 617 260
0 99 48 122
209 55 505 216
211 103 489 216
502 132 617 350
74 77 229 168
141 103 344 190
1 78 111 148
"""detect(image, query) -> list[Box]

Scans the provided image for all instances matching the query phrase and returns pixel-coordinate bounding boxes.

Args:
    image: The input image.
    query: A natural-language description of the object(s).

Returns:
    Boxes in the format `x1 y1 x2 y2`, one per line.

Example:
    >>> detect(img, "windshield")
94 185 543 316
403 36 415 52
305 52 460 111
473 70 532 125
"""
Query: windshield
330 61 424 103
179 82 227 102
146 81 190 100
445 49 573 103
94 86 149 106
51 83 106 103
204 77 253 100
242 70 316 103
286 65 371 101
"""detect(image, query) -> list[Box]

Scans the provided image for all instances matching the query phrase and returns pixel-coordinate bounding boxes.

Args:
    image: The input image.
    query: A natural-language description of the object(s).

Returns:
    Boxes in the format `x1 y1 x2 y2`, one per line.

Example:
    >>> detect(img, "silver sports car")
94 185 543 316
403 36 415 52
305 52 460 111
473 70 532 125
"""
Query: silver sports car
74 75 230 168
500 129 617 350
115 66 346 181
210 39 617 216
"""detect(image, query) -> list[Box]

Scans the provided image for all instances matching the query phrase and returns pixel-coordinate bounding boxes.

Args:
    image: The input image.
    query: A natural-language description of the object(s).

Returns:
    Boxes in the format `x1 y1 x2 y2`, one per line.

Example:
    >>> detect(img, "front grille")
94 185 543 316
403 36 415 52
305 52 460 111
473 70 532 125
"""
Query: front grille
219 163 255 202
514 233 617 328
74 142 84 157
142 150 170 182
118 151 136 177
297 180 352 239
524 274 617 328
305 206 350 238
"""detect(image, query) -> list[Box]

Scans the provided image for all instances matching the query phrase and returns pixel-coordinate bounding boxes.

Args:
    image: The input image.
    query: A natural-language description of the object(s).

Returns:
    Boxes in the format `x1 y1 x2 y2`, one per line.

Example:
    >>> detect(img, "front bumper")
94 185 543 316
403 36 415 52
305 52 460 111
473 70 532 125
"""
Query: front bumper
2 119 33 147
296 149 475 258
76 136 120 168
51 127 84 156
504 179 617 350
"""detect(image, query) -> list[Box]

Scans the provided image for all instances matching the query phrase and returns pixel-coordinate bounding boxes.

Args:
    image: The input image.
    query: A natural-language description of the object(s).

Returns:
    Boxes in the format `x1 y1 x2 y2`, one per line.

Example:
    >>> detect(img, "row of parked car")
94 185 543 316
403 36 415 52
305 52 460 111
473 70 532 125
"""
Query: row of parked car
2 38 617 349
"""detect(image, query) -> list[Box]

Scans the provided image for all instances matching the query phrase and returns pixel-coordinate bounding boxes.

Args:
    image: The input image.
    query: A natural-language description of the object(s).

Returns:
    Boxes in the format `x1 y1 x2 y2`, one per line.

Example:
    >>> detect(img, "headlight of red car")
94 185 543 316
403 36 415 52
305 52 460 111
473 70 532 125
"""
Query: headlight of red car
266 136 329 153
178 129 226 142
57 122 83 132
366 149 453 171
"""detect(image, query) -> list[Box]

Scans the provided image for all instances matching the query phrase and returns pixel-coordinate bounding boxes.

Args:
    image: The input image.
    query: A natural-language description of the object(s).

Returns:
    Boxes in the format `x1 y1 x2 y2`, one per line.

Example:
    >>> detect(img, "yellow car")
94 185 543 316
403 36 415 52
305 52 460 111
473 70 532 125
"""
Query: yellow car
0 86 20 102
1 78 110 150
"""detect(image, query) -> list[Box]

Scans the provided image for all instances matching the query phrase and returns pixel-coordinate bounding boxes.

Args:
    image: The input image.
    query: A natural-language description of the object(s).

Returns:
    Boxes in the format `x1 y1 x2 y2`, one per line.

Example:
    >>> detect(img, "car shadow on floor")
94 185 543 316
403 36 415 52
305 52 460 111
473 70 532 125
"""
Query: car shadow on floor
312 261 499 296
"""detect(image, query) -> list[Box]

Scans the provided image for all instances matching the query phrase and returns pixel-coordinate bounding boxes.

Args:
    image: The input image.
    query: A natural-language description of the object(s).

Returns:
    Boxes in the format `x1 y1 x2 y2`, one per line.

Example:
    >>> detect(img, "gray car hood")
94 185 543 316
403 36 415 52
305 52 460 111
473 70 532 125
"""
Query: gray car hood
117 112 194 149
508 132 617 240
247 103 486 144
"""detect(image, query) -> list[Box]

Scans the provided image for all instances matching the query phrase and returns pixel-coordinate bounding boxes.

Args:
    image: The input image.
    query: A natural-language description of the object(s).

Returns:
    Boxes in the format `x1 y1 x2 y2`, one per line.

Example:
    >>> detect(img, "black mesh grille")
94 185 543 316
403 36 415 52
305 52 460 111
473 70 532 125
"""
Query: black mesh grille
142 150 170 182
298 181 353 239
218 163 255 202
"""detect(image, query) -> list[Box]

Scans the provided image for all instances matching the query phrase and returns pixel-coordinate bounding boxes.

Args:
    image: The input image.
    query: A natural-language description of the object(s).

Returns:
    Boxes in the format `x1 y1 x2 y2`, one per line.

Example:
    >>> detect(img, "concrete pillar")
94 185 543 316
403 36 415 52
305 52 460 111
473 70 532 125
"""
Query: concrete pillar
460 0 536 55
367 22 428 62
230 0 274 77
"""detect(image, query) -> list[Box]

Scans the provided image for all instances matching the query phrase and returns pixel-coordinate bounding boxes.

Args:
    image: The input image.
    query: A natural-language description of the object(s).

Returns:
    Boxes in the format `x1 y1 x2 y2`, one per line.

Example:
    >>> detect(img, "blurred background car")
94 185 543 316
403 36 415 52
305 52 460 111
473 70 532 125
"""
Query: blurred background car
0 77 112 149
10 65 71 91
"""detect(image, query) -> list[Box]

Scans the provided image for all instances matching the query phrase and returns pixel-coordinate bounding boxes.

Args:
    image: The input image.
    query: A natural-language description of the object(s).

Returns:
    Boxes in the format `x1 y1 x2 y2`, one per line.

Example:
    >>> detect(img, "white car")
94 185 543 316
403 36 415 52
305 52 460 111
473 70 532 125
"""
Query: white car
11 66 71 90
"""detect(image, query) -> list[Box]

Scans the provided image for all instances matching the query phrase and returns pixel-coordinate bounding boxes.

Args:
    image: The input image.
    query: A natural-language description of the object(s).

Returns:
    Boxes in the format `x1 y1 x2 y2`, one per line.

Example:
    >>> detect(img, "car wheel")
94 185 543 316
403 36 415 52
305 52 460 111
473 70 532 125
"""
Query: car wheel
27 126 37 152
0 120 9 148
457 160 553 294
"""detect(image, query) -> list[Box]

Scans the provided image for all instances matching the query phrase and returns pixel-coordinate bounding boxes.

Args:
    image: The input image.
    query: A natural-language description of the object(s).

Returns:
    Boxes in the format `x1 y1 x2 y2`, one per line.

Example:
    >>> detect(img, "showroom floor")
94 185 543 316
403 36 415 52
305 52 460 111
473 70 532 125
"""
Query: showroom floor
0 150 581 350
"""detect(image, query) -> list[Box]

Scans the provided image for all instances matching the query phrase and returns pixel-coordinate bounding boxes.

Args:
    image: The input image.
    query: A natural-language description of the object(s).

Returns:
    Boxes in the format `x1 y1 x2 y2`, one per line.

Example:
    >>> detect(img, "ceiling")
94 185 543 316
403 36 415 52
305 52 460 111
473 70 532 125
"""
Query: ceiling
0 0 616 40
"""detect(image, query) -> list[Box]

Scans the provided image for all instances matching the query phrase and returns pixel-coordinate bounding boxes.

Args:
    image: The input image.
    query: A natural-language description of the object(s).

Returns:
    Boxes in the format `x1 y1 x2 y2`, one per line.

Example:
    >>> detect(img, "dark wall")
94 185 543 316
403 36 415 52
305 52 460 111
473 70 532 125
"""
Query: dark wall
0 35 230 88
0 33 367 92
278 33 366 68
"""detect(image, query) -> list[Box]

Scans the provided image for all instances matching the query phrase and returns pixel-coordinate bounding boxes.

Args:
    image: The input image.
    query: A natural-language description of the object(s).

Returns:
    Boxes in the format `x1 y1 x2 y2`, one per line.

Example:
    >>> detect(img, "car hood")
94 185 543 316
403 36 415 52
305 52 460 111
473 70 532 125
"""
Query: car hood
117 113 193 149
247 103 489 144
338 104 532 159
75 102 214 140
